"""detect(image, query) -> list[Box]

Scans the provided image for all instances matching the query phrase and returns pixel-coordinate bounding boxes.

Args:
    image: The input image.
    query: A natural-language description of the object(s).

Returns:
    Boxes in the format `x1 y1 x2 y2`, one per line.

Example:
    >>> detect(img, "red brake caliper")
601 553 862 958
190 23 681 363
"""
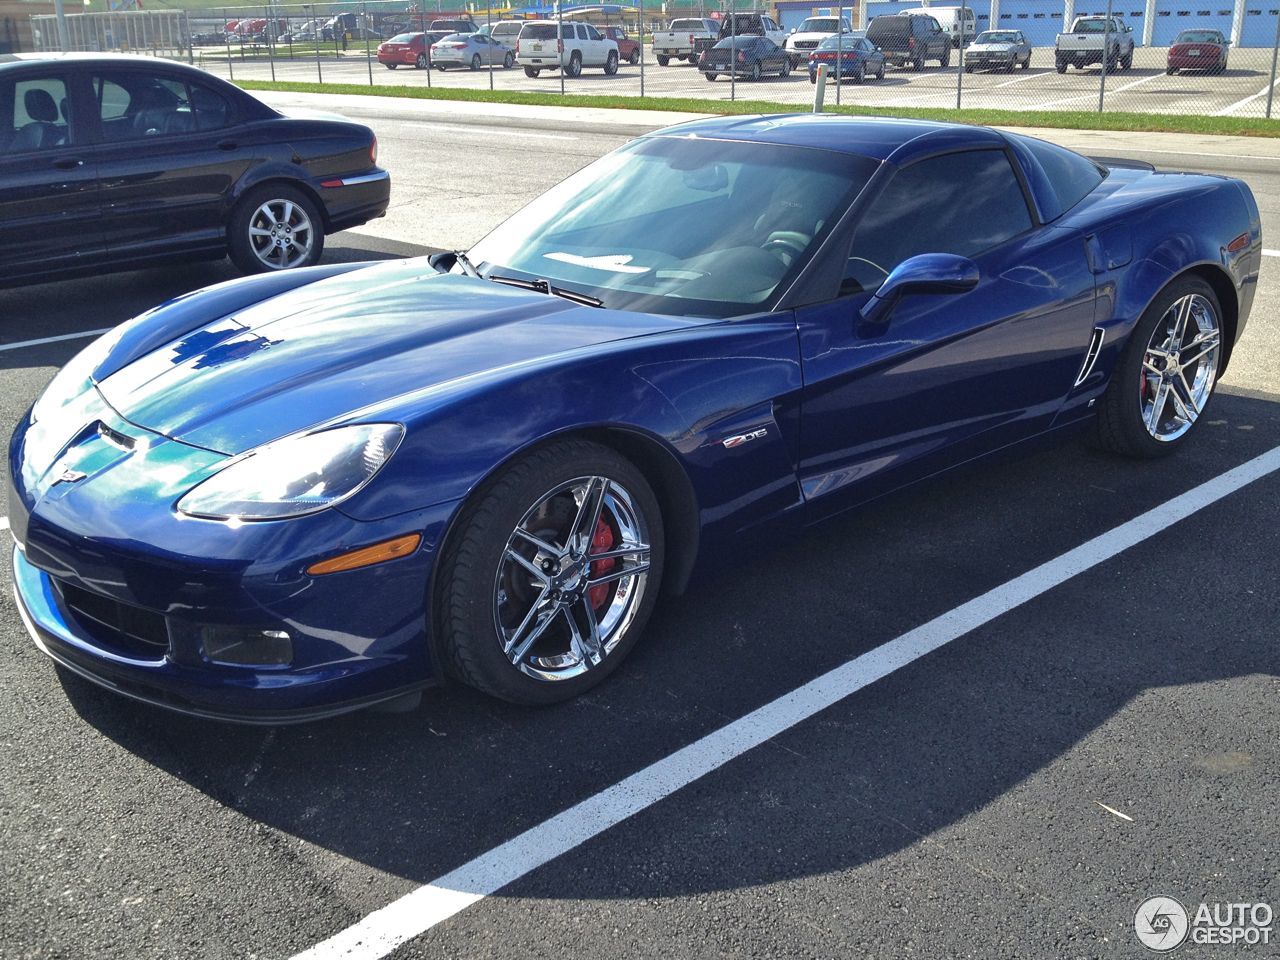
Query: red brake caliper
588 517 615 610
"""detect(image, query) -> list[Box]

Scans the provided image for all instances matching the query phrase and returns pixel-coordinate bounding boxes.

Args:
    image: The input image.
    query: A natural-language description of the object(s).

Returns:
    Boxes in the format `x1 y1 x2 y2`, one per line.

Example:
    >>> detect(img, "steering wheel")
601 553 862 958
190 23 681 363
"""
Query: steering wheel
763 230 811 266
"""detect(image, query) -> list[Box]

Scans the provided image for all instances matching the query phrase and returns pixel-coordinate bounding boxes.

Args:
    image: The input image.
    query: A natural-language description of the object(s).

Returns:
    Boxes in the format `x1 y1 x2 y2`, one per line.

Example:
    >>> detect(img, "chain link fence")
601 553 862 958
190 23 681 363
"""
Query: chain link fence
29 0 1280 118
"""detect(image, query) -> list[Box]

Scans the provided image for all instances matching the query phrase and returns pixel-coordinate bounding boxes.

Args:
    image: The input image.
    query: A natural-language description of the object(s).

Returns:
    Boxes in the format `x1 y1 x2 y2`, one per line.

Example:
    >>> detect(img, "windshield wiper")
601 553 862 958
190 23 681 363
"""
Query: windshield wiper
429 250 482 277
488 274 603 308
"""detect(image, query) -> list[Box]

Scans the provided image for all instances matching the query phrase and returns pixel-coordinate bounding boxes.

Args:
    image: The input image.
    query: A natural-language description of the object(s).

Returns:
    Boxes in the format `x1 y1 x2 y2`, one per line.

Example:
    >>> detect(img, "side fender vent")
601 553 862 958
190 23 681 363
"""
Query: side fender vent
1074 327 1105 387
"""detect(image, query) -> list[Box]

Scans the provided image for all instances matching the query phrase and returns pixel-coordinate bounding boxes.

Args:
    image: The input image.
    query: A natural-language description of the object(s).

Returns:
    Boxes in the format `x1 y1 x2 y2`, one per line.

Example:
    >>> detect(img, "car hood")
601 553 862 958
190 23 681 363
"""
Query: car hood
95 261 702 456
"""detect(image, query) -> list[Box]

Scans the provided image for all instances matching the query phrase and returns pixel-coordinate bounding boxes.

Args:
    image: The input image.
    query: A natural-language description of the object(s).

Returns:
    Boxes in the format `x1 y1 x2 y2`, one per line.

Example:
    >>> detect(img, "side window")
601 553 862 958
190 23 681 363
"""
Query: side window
844 150 1033 295
3 75 73 155
189 84 231 130
95 73 229 138
585 24 602 40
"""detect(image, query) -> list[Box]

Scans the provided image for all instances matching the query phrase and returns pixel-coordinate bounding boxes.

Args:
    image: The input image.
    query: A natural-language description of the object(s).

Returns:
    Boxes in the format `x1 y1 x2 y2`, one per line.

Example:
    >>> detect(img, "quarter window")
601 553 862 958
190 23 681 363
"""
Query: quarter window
2 76 73 155
844 150 1033 294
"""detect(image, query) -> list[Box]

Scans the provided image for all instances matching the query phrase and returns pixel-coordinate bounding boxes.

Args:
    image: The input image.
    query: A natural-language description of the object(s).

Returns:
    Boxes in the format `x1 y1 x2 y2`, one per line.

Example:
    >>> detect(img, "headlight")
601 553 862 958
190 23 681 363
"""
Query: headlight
177 423 404 521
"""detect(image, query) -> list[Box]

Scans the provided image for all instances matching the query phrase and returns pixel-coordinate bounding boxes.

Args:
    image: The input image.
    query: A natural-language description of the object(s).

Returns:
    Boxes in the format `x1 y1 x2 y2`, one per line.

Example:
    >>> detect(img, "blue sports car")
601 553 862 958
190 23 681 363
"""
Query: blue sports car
9 116 1260 721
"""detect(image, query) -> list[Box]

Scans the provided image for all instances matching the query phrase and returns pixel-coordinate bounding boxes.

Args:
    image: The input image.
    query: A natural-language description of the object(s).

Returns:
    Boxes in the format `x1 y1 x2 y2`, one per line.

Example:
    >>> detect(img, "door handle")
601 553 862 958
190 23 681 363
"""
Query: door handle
216 139 238 151
52 157 84 170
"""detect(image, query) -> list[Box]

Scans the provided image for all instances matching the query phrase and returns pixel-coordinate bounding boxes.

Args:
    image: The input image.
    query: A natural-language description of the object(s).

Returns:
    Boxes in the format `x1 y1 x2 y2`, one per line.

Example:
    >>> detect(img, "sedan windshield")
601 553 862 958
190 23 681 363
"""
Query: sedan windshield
976 31 1018 43
1175 30 1223 42
467 137 878 318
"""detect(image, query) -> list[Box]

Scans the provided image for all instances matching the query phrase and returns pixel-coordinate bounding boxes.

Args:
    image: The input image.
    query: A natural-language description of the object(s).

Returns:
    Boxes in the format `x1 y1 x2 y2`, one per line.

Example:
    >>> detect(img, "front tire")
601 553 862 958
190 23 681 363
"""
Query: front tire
470 53 482 70
385 62 397 69
438 440 665 705
504 52 514 68
1092 276 1223 457
228 184 324 275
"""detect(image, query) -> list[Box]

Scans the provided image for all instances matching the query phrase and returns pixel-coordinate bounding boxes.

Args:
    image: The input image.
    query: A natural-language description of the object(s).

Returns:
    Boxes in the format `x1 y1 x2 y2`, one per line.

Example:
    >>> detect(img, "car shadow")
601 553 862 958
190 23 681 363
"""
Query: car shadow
53 389 1280 898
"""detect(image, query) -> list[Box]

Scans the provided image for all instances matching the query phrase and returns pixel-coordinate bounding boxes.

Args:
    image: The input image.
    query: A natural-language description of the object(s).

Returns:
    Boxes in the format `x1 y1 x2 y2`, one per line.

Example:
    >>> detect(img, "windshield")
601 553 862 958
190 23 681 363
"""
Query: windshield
671 19 707 29
521 23 559 39
466 137 877 319
798 18 841 31
976 31 1018 42
1175 30 1223 42
816 35 859 49
1074 18 1115 32
493 22 522 36
712 35 756 49
389 32 417 42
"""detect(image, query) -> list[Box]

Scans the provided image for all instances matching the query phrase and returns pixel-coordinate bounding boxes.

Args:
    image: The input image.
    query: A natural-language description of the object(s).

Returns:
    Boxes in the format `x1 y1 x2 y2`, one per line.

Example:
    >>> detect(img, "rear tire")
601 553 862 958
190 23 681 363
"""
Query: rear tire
228 183 324 275
385 62 397 69
1092 276 1223 458
705 71 717 81
629 48 640 65
1056 58 1067 73
567 51 582 77
750 62 762 81
416 53 427 68
470 53 482 70
504 52 514 68
438 440 665 705
657 54 670 65
524 66 539 77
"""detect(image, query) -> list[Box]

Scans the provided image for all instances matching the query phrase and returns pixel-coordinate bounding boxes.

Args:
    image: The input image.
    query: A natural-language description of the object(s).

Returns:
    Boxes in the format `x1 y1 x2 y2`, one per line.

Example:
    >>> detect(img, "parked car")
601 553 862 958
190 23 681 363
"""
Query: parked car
693 12 788 59
431 32 514 70
964 29 1032 71
784 16 853 66
601 26 641 65
1055 15 1134 72
430 18 476 33
700 35 791 80
377 32 432 69
807 35 885 82
1167 28 1229 74
0 54 389 284
516 20 619 77
10 116 1258 719
652 17 718 65
487 19 527 46
900 5 976 46
866 13 951 69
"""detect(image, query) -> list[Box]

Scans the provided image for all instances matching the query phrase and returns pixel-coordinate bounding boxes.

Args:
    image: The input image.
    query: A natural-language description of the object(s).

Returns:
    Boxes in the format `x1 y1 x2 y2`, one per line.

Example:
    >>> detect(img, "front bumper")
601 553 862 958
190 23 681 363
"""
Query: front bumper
1168 53 1219 69
9 406 458 722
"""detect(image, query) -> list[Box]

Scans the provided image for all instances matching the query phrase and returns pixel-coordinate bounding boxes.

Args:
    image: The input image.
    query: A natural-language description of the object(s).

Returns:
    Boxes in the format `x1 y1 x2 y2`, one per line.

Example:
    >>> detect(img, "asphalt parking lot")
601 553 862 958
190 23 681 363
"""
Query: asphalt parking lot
202 43 1280 116
1 100 1278 959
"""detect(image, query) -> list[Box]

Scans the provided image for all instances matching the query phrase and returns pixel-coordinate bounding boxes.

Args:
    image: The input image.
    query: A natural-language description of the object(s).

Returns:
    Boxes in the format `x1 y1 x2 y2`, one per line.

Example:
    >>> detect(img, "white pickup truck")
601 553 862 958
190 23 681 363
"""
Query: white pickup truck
652 17 718 65
1055 15 1134 72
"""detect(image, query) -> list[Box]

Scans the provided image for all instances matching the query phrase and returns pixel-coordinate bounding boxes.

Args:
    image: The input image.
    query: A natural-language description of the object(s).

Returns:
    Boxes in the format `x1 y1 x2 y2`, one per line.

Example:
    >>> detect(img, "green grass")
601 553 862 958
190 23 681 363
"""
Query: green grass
236 78 1280 137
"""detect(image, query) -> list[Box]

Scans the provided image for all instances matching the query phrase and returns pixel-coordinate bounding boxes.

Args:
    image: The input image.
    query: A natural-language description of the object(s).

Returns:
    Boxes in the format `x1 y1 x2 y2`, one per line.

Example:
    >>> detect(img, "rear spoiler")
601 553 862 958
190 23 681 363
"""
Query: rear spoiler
1088 155 1156 172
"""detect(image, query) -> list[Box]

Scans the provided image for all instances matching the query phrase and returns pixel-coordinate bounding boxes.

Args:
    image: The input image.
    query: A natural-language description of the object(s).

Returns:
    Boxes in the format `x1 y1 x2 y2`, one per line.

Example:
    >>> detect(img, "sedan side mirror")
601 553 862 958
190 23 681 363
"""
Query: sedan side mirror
858 253 979 334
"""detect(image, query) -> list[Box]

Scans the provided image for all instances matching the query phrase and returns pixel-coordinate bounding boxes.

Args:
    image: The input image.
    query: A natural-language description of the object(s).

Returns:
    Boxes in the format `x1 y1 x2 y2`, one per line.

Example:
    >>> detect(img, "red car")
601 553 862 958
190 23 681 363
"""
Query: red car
602 26 641 65
377 32 431 69
1166 28 1229 74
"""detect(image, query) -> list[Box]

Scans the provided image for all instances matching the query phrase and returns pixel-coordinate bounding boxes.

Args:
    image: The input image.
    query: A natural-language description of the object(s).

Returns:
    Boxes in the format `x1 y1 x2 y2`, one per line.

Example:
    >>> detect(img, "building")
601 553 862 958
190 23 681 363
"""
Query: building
1 0 56 52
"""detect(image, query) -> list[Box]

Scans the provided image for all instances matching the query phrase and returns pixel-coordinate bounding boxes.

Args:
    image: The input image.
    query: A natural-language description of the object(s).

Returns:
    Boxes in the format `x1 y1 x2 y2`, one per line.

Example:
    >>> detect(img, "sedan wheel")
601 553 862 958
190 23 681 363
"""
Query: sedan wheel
1094 278 1222 456
750 62 762 81
229 185 324 274
504 51 515 68
471 53 482 70
629 48 640 65
440 441 664 704
415 53 427 68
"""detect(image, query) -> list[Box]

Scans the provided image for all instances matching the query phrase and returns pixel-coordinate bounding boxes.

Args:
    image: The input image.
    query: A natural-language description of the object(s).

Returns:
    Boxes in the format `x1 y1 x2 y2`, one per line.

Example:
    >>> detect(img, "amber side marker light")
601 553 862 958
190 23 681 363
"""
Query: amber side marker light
307 533 422 576
1227 232 1250 253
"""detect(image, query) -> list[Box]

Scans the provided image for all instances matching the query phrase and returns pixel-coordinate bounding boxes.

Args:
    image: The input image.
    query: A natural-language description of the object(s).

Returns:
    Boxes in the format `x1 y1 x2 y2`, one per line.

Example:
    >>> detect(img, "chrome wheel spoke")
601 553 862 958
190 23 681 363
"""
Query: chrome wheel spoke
249 226 272 238
586 541 650 563
566 603 603 667
1145 380 1169 432
505 547 550 584
587 560 650 589
1173 371 1201 417
505 595 557 664
1171 295 1193 346
1179 333 1221 369
567 477 608 558
512 526 564 559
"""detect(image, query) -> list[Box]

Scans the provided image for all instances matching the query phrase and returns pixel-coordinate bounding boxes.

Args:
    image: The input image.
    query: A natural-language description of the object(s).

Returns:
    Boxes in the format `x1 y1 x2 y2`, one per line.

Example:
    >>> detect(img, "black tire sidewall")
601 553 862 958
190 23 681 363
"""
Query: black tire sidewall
439 441 666 705
228 183 324 275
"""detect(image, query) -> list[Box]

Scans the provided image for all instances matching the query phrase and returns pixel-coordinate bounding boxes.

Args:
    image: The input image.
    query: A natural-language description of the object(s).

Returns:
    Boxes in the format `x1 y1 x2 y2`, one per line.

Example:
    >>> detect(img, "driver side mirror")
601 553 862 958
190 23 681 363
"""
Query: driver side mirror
858 253 980 334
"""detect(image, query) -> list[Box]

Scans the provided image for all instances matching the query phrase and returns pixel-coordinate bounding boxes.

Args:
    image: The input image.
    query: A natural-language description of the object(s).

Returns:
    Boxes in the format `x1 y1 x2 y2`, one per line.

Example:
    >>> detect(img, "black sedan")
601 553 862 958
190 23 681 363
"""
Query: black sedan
807 35 886 83
701 37 792 81
0 54 390 286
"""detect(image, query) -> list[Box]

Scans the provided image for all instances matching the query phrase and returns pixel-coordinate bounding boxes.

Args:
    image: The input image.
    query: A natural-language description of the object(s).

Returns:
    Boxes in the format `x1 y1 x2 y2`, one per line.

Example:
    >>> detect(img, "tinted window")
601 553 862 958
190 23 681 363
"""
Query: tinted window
522 23 558 39
585 24 602 40
1020 136 1104 217
844 150 1033 294
94 73 230 141
2 76 73 154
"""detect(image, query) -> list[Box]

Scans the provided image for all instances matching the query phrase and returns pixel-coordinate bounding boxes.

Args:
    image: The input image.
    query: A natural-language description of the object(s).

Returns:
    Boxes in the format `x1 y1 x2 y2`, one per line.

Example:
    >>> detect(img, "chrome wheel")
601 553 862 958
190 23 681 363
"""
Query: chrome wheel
493 475 651 682
1140 293 1221 442
247 198 314 270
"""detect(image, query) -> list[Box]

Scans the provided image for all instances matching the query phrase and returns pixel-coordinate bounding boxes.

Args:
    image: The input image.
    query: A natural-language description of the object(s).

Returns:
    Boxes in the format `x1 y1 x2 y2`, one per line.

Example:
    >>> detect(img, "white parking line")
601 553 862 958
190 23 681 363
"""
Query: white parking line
1215 75 1280 116
1263 249 1280 258
991 71 1044 88
0 328 111 354
292 444 1280 960
0 517 8 532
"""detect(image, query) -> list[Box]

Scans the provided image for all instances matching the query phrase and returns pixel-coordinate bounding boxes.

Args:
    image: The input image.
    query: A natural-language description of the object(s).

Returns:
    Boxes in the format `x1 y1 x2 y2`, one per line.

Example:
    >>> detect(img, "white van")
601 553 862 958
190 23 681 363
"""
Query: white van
901 6 976 46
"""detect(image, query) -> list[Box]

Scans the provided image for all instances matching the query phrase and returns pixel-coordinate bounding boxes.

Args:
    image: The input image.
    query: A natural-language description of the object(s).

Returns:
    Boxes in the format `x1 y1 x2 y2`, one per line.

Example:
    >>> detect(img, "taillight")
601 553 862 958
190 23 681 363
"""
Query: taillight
370 135 377 165
688 33 695 43
907 37 916 50
737 50 745 62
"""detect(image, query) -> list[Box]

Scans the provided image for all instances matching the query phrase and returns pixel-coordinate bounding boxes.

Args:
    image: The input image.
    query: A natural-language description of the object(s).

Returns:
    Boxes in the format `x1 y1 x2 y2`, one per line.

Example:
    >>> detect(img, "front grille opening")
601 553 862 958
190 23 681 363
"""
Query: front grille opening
54 581 170 661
